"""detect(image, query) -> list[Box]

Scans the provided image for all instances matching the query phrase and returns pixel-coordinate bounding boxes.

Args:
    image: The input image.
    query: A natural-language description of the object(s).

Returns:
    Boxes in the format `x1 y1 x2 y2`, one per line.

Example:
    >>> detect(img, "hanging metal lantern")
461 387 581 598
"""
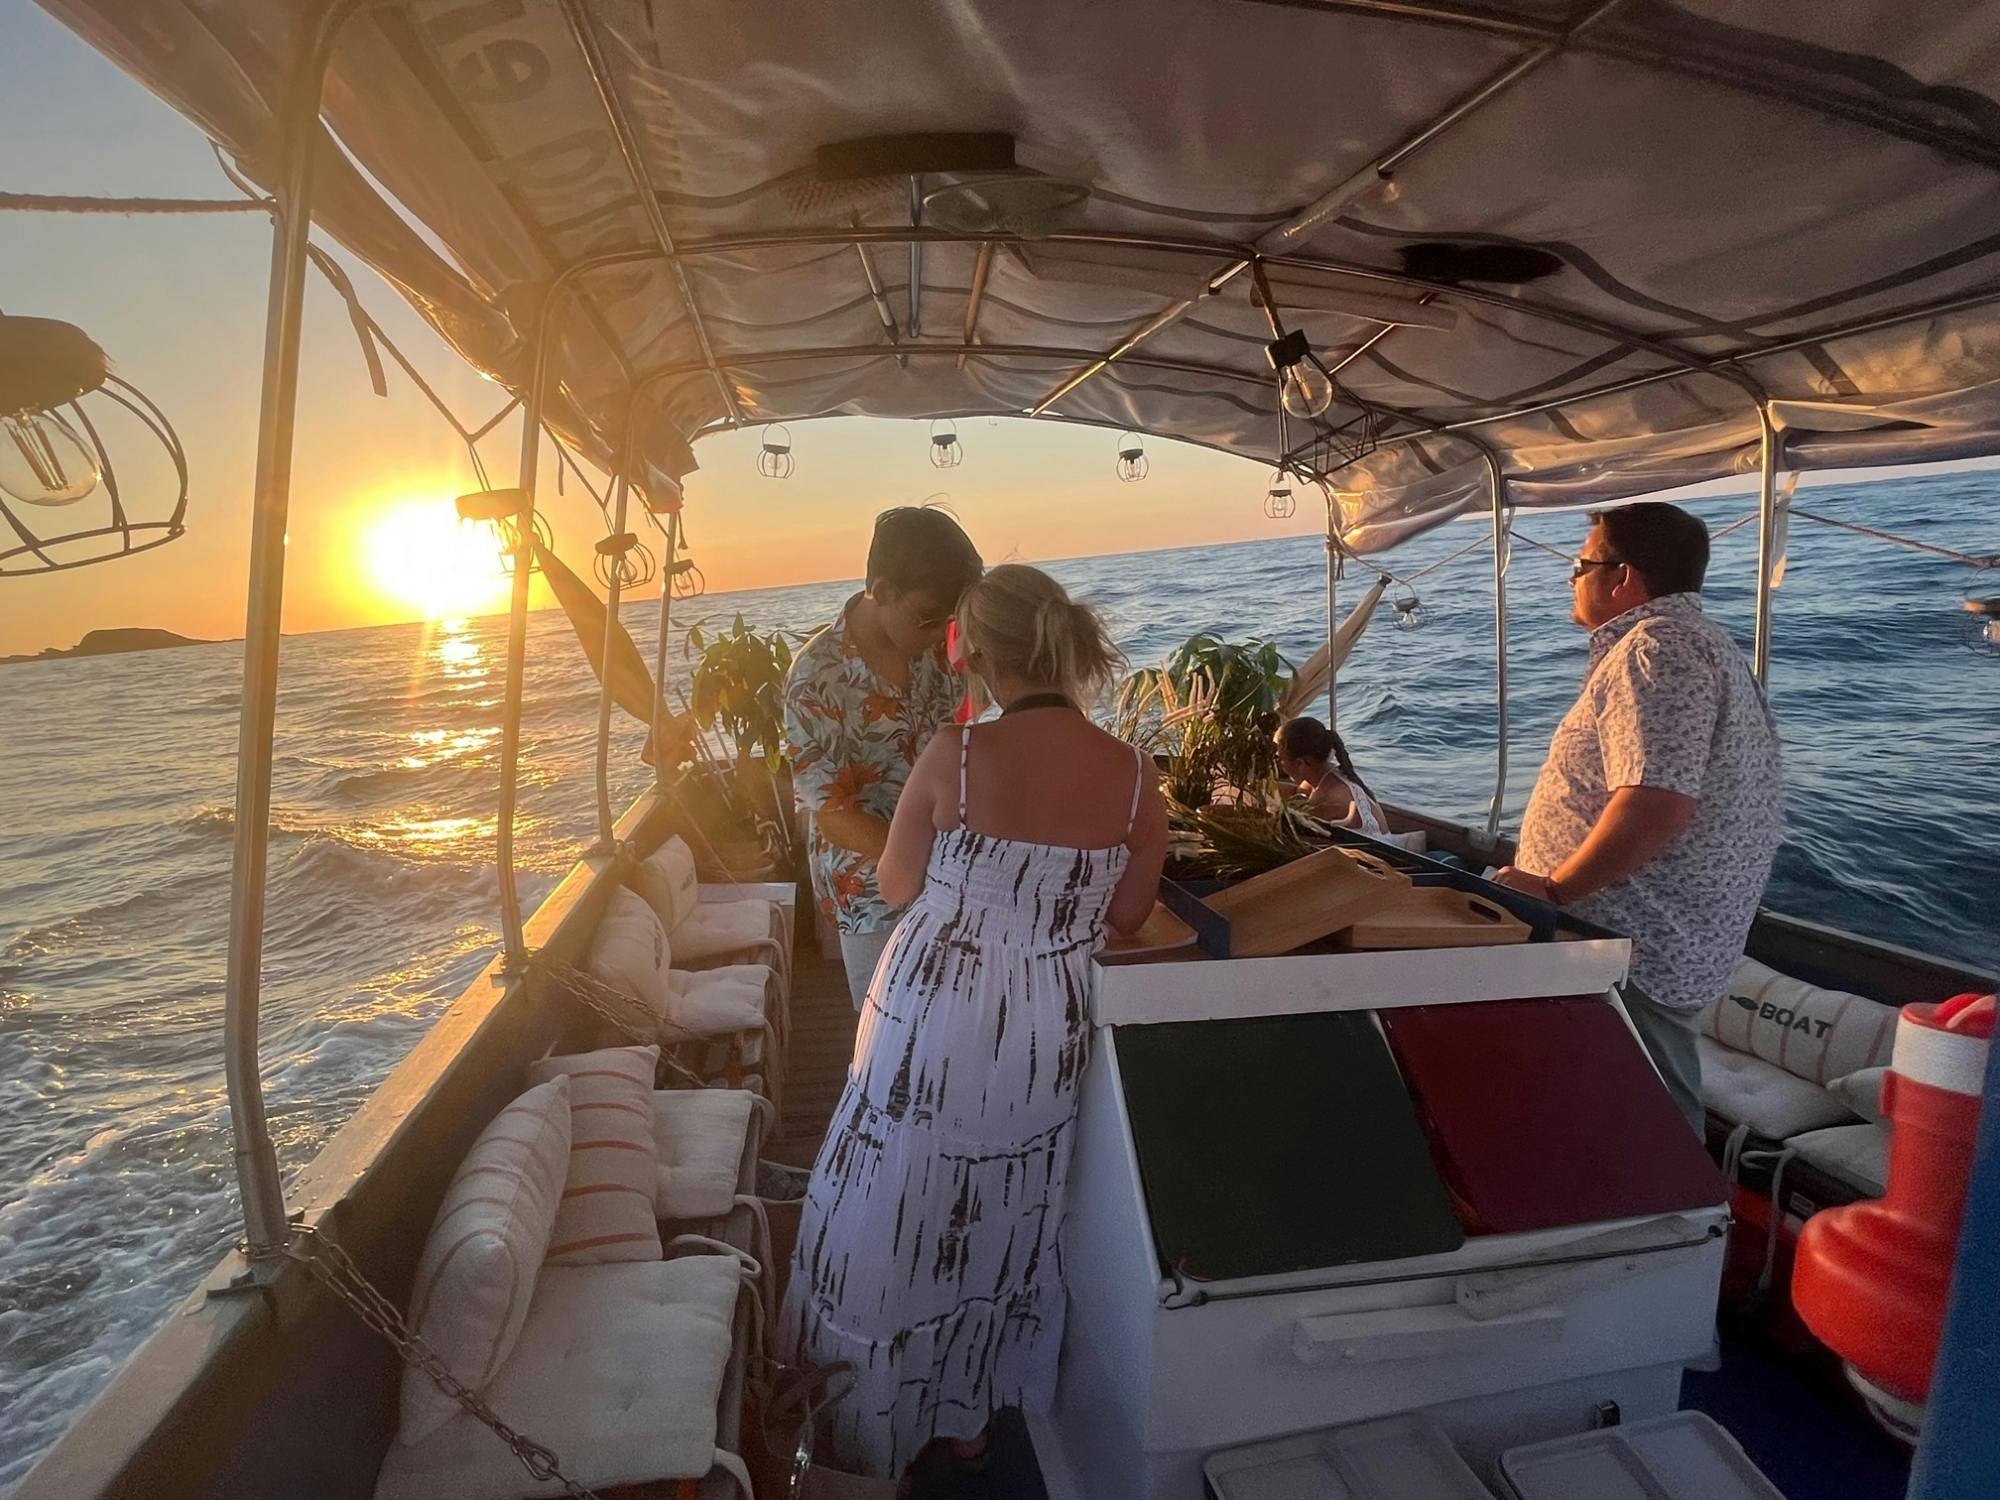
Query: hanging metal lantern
1963 593 2000 656
1391 587 1430 630
1263 472 1296 519
592 531 657 591
455 488 549 576
1116 431 1148 483
0 314 190 576
756 423 794 479
669 556 707 599
930 418 963 470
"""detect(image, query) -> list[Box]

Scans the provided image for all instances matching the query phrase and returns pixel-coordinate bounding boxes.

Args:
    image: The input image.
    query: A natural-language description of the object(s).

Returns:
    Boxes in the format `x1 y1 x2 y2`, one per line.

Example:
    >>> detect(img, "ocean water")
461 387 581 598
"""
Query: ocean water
1 470 1996 1486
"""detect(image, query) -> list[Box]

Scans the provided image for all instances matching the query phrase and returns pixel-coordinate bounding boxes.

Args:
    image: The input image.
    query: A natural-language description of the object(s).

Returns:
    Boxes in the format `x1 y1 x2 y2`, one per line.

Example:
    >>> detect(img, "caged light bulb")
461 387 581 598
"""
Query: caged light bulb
1116 432 1148 482
756 423 794 480
930 418 963 470
1280 359 1335 419
0 409 100 505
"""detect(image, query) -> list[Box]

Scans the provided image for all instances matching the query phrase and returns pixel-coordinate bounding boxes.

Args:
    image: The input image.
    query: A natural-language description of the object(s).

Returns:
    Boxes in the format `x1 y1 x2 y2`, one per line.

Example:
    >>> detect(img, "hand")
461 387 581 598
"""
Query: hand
1493 865 1560 903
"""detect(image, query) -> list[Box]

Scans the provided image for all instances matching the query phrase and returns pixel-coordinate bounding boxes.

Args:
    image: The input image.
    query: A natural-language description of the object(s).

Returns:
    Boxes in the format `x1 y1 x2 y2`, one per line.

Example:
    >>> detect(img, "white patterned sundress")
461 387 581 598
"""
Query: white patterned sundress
778 724 1145 1478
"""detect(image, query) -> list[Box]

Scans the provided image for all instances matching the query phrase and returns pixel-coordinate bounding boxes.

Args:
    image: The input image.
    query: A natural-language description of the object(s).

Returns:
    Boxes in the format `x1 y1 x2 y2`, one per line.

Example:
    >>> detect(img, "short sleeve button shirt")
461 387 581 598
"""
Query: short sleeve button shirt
783 595 958 936
1517 593 1786 1012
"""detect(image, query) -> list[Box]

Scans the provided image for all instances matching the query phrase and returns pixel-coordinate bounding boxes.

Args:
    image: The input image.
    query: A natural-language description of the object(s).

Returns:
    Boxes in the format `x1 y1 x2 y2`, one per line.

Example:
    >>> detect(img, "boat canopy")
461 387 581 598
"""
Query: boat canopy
40 0 2000 549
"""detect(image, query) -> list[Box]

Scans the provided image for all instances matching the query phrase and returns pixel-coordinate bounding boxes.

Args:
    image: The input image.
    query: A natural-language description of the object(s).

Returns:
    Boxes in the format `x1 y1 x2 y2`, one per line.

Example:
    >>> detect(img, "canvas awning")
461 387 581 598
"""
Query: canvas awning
39 0 2000 550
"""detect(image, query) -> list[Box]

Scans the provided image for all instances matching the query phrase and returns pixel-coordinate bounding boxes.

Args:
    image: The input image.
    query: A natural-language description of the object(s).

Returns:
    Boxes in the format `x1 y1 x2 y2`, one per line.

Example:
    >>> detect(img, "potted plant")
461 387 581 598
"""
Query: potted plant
677 615 805 877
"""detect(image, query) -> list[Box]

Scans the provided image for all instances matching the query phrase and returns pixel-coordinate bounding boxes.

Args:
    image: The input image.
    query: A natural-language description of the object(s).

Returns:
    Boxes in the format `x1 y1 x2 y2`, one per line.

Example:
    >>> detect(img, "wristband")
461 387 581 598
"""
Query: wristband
1544 872 1568 904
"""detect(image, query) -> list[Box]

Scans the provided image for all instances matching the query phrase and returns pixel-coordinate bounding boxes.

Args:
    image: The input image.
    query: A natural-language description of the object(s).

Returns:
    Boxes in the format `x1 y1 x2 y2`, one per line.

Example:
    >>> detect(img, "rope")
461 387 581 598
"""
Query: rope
1405 531 1493 582
0 191 272 215
1791 507 1998 568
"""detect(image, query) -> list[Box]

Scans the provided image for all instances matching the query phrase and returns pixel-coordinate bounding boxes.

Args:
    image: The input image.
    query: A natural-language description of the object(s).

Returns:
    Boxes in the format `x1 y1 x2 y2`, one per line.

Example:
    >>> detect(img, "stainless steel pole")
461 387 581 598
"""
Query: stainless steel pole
591 441 635 854
1485 452 1511 844
652 506 680 792
221 0 369 1261
1325 527 1339 726
1752 402 1780 683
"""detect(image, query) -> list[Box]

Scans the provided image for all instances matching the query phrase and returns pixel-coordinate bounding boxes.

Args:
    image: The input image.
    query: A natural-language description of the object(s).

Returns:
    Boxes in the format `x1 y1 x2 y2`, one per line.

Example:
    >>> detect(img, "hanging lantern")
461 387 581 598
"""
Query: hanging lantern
1264 327 1336 419
455 488 549 576
756 423 794 479
592 531 657 591
930 418 963 469
1263 471 1296 520
0 314 190 576
669 556 707 599
1391 587 1430 630
1963 593 2000 656
1116 431 1148 483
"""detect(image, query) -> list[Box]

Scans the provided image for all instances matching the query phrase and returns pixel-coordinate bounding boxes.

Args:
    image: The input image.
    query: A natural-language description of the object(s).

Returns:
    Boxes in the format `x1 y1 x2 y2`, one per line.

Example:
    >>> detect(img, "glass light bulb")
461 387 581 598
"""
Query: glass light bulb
0 410 100 505
1280 361 1335 419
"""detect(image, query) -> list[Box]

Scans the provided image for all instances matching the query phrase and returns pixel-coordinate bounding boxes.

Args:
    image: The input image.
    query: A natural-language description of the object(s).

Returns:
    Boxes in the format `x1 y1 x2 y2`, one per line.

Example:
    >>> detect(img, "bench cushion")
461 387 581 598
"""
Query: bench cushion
672 898 782 964
400 1076 571 1445
376 1256 743 1499
653 1089 757 1220
663 964 771 1036
1787 1122 1891 1197
1696 1035 1855 1140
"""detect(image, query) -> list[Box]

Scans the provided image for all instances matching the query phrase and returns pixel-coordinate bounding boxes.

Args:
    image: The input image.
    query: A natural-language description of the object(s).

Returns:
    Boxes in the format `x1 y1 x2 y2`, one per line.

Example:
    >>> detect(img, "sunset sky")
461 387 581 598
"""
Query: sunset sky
4 2 1992 658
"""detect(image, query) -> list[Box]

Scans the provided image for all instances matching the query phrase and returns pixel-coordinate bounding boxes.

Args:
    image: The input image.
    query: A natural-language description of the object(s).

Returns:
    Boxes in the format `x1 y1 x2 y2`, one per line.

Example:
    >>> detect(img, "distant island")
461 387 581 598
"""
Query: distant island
0 627 219 667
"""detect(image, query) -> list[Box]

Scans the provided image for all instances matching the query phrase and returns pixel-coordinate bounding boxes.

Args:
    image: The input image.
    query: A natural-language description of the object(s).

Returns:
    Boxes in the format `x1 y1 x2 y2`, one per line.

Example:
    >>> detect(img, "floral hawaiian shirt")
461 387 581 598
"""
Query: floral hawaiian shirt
784 595 959 936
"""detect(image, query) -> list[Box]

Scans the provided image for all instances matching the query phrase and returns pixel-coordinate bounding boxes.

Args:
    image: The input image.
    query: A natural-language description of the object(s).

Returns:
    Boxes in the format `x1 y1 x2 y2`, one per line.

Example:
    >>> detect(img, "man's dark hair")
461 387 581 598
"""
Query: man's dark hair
866 506 983 606
1593 502 1710 596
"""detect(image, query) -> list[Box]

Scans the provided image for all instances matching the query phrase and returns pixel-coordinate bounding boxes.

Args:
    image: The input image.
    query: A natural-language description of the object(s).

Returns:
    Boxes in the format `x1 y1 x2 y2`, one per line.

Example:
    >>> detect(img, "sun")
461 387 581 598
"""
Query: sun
360 498 511 620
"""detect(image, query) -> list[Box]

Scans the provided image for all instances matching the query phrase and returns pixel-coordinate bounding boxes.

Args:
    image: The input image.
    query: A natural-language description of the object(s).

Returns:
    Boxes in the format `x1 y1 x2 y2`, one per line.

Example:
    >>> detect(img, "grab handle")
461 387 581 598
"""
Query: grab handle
1291 1302 1564 1367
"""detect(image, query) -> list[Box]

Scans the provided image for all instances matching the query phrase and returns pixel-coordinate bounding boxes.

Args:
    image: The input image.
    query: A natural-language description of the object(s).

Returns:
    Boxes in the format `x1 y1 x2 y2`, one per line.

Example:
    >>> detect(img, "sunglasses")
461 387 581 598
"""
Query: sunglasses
1569 556 1625 582
910 604 953 632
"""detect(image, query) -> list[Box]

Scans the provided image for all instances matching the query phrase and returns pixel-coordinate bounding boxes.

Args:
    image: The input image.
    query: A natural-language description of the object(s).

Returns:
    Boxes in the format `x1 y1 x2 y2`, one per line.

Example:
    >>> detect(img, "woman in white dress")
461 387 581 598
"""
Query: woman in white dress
1275 714 1390 836
778 564 1168 1487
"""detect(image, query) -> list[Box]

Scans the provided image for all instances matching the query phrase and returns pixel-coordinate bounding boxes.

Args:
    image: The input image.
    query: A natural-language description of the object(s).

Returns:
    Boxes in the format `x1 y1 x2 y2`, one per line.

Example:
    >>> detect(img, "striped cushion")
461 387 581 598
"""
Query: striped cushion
634 835 701 932
399 1075 571 1445
588 887 674 1022
525 1045 664 1266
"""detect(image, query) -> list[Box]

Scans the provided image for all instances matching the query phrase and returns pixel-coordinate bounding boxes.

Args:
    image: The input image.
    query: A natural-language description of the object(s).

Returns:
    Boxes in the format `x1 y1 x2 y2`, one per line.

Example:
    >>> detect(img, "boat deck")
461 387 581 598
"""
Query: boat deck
767 942 859 1168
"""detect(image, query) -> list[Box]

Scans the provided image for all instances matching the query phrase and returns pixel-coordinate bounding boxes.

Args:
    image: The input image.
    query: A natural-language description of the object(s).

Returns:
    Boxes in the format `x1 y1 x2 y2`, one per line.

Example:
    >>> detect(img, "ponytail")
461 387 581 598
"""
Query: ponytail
960 564 1124 703
1278 715 1373 798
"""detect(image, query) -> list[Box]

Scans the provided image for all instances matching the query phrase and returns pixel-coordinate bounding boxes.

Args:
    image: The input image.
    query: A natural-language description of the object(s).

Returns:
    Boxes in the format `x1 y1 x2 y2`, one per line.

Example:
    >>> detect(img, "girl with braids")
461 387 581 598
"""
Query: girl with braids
1275 715 1390 836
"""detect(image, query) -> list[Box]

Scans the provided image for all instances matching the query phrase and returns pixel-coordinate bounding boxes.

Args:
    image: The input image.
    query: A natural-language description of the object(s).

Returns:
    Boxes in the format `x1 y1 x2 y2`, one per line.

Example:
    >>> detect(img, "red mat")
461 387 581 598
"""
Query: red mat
1383 996 1728 1235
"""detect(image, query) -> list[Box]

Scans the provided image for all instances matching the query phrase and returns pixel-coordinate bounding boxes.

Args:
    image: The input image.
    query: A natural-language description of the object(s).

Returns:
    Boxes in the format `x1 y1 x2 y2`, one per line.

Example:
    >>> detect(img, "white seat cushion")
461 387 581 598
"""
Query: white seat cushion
1697 1035 1856 1140
525 1045 663 1265
400 1076 571 1445
375 1257 744 1499
672 899 781 963
1828 1066 1890 1124
1702 958 1898 1086
634 835 701 932
587 886 674 1019
1787 1122 1891 1197
663 964 771 1036
653 1089 757 1220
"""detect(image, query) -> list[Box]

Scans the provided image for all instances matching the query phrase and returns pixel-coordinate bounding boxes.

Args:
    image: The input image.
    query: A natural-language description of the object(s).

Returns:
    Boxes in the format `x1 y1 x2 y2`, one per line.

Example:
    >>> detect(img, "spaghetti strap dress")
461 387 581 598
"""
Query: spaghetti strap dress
778 726 1147 1477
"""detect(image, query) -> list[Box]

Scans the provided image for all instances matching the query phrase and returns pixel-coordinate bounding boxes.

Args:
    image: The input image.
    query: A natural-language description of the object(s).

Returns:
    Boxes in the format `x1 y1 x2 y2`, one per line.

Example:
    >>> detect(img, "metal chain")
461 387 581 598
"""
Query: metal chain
289 1225 604 1500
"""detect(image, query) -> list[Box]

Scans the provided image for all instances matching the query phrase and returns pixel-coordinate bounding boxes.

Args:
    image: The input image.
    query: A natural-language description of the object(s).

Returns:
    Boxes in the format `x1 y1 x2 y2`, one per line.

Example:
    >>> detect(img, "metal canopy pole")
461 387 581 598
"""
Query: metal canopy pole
591 427 638 854
219 0 369 1262
494 405 541 971
908 177 925 339
556 0 741 430
1752 401 1781 682
652 506 681 793
1326 519 1340 726
1485 451 1512 844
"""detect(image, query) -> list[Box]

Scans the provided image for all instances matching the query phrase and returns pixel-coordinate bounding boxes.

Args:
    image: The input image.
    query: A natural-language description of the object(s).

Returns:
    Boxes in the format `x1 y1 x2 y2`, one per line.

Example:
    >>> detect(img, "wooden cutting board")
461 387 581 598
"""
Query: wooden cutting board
1202 845 1410 958
1102 901 1199 957
1342 885 1532 950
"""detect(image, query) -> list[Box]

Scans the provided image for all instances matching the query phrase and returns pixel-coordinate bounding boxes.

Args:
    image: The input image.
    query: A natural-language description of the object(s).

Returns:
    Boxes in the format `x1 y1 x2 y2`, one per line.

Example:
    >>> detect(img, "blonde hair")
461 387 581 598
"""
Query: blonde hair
957 564 1124 703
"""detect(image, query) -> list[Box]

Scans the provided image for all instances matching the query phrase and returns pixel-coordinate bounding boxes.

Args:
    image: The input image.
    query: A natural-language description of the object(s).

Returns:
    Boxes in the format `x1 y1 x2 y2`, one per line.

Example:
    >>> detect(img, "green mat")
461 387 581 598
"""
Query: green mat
1114 1011 1465 1282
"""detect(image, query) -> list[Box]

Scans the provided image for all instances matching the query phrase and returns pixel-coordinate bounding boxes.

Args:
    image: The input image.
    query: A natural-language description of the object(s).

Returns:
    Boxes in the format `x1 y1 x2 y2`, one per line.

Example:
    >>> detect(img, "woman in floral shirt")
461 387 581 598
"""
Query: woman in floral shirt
784 507 982 1006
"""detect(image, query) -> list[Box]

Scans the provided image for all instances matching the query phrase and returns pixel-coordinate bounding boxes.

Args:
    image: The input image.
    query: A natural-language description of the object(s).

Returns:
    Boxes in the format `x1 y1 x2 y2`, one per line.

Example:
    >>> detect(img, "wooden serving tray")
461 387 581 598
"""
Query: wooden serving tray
1200 846 1410 958
1102 901 1199 958
1342 885 1532 951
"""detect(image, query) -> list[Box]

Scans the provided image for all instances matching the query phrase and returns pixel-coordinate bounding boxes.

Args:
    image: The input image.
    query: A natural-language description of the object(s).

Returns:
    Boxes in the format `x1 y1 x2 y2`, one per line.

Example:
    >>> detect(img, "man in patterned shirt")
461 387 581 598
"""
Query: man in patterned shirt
1497 502 1784 1134
784 507 983 1007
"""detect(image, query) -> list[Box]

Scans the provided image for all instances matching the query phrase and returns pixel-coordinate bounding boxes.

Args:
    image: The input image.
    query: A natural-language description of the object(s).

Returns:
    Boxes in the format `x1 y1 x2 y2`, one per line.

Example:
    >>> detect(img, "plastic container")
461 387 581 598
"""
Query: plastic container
1203 1412 1495 1500
1497 1412 1785 1500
